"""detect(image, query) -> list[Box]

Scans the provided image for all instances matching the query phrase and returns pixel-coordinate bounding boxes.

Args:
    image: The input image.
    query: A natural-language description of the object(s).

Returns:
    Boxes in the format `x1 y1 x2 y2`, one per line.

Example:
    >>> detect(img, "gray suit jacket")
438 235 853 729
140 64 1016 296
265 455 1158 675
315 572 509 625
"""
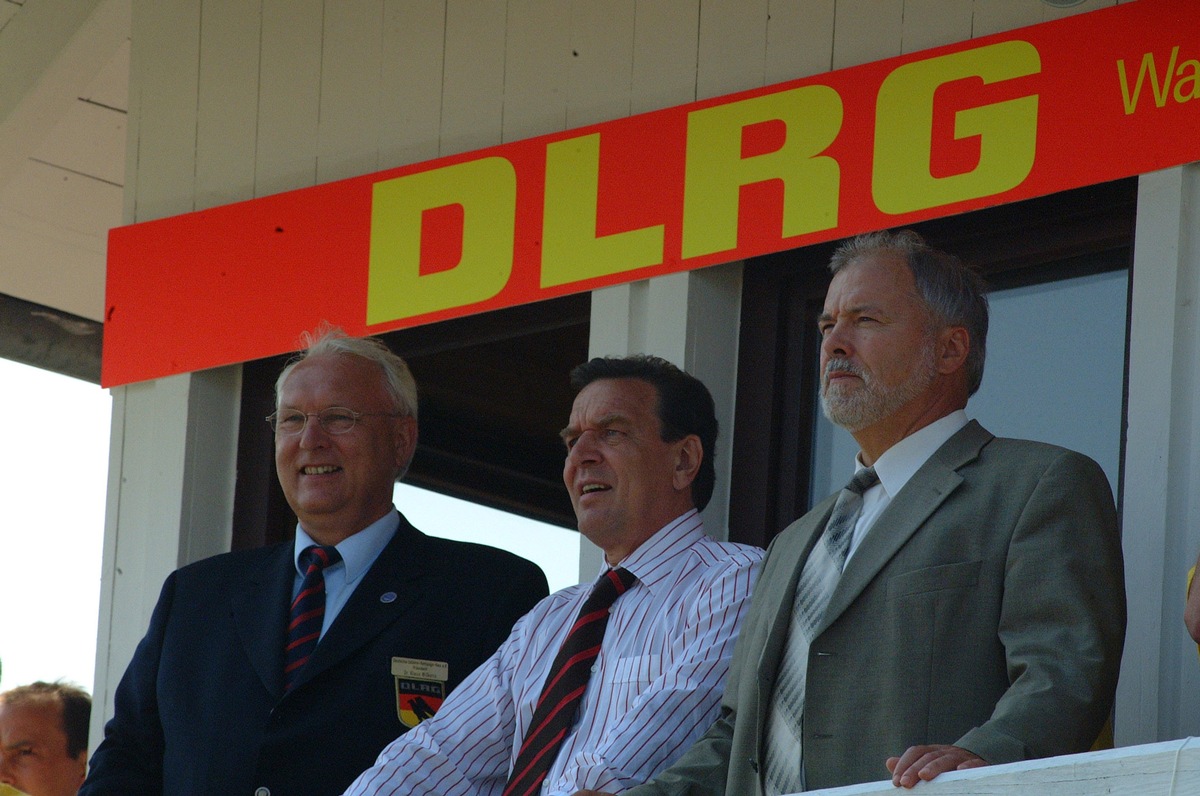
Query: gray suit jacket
627 421 1126 794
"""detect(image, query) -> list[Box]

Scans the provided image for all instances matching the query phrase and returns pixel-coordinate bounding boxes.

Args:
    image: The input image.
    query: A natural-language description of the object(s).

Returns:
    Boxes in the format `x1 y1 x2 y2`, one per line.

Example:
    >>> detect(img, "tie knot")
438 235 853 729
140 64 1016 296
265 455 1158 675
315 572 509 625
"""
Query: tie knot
588 567 637 610
846 466 879 496
299 545 342 574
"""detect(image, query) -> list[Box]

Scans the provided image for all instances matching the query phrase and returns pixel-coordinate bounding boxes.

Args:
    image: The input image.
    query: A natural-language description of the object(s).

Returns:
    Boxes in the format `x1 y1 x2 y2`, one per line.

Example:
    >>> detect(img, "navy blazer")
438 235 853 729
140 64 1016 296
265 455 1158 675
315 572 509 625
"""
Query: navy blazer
82 513 549 796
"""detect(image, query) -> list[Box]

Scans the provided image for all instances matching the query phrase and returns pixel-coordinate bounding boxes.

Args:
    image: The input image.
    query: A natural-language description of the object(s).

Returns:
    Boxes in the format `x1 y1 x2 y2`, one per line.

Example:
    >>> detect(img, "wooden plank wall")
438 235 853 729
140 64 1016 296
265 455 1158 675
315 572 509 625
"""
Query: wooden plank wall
125 0 1121 224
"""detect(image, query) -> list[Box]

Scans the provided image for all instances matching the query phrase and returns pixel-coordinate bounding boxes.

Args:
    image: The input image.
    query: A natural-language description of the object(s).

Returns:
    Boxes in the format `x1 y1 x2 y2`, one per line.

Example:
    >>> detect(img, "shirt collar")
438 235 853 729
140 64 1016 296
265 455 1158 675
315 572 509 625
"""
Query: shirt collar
858 410 968 498
595 509 706 593
293 508 400 581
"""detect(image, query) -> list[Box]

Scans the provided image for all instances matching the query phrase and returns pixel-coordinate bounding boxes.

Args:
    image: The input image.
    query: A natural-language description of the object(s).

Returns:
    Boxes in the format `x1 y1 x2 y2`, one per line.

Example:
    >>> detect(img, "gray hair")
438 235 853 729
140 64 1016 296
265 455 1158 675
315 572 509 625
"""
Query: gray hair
274 325 419 419
830 229 989 396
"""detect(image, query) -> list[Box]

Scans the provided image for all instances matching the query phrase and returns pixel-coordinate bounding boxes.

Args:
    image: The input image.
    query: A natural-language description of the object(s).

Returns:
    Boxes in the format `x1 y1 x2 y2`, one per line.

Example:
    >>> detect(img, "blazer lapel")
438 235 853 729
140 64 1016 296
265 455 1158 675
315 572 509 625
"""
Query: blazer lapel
231 543 295 699
753 497 836 752
818 421 993 635
292 516 428 689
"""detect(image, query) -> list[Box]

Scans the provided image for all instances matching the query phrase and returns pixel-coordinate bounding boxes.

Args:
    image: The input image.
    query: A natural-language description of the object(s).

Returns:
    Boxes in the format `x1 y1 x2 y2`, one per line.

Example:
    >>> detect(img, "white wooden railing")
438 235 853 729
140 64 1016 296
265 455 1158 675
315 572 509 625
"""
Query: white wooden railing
803 737 1200 795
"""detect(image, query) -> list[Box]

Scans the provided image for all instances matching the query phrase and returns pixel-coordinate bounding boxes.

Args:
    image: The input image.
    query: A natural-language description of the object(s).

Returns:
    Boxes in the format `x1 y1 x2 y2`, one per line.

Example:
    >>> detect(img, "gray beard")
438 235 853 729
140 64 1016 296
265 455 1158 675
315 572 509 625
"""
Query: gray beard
820 347 937 432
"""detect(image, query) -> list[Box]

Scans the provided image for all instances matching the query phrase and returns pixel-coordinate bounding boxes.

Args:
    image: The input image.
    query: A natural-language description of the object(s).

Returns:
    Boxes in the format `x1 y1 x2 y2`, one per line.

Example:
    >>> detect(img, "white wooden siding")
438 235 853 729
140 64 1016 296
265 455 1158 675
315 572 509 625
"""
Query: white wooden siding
125 0 1118 223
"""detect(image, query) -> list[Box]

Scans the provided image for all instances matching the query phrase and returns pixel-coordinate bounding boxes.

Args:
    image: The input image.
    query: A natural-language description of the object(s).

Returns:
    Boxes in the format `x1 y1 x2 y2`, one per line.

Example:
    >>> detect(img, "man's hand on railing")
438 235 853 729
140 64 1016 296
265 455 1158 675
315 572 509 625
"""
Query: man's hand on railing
885 744 986 789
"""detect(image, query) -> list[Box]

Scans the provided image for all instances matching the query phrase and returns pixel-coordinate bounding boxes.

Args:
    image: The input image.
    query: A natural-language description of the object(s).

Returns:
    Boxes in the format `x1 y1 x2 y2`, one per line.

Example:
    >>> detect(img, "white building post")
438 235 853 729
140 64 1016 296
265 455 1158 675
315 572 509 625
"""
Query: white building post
580 264 743 579
90 367 241 751
1117 162 1200 746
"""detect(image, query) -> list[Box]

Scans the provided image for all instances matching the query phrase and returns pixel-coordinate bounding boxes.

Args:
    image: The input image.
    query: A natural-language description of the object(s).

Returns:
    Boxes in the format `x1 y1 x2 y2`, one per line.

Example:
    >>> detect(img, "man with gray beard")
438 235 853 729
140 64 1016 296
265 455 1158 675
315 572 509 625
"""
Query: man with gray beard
578 229 1126 795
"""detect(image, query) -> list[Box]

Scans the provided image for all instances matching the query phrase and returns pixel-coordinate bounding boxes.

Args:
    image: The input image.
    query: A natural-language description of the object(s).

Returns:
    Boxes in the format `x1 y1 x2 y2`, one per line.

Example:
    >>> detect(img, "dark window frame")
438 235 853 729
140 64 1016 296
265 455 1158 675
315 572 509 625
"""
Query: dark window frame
729 178 1137 548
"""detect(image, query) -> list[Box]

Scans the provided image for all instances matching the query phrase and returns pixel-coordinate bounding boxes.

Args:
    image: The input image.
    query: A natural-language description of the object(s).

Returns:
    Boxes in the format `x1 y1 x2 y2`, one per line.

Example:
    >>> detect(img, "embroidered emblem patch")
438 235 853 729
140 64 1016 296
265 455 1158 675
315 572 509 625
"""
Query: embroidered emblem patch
392 656 448 728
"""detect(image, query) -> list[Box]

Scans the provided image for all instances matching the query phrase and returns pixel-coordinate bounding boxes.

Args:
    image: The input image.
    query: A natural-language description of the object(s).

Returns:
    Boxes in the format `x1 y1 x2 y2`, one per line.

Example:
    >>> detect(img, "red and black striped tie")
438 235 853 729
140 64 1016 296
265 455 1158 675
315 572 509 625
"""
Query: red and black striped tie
284 544 342 693
503 567 636 796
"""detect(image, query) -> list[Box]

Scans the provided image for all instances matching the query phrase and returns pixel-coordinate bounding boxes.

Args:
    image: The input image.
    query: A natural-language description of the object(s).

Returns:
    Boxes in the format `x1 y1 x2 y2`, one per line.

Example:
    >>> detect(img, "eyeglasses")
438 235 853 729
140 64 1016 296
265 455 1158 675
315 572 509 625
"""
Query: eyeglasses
266 406 403 436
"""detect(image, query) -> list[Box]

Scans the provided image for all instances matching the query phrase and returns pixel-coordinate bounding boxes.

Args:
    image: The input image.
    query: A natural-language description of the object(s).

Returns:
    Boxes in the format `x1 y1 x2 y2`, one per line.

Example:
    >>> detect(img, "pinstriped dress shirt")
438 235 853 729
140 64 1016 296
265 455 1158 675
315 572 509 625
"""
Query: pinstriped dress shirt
343 509 763 796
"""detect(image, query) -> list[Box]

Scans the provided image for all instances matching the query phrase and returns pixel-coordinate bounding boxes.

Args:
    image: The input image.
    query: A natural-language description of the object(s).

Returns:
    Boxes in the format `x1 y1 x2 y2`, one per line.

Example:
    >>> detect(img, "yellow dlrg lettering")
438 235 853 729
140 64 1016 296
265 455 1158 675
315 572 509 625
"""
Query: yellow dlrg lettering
873 40 1040 215
540 133 665 288
367 157 516 325
681 85 842 259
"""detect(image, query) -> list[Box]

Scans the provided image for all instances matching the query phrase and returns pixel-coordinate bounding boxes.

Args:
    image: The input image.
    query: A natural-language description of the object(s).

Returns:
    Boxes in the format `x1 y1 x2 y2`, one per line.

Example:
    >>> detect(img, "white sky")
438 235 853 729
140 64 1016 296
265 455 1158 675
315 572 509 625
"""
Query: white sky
0 358 109 693
0 357 579 696
394 484 580 593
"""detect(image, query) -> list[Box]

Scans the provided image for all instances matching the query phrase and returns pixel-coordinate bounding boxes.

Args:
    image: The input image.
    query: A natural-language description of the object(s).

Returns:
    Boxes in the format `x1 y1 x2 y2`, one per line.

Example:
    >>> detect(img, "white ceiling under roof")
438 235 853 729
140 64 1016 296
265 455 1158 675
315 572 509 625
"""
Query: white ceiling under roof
0 0 129 323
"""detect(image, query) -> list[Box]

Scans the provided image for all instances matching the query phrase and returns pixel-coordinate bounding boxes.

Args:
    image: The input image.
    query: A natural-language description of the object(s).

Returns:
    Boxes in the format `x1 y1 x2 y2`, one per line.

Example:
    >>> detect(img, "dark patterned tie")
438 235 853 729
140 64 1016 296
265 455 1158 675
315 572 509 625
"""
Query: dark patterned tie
284 544 342 693
503 567 637 796
764 466 879 796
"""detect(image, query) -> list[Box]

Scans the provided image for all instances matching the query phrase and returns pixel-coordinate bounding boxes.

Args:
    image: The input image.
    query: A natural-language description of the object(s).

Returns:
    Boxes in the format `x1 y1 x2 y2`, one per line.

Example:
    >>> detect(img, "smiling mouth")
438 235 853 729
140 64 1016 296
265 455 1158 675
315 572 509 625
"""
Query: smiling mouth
302 465 341 475
581 484 610 494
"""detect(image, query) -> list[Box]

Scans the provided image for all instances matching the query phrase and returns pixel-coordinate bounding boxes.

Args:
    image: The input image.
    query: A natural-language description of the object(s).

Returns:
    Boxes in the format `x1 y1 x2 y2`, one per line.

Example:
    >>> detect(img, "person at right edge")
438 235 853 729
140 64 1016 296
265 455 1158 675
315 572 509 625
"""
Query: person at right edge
578 229 1126 795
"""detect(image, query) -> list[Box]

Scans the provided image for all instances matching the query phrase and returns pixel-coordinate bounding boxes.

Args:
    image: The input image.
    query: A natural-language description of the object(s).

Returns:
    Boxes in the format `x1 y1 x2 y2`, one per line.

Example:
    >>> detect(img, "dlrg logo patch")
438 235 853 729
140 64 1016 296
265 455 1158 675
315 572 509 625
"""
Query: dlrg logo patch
392 657 448 728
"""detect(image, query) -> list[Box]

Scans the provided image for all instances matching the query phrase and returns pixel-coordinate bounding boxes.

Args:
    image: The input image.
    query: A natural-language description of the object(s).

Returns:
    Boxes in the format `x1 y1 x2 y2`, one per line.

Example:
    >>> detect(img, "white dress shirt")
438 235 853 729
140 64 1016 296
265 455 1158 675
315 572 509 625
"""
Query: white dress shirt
844 410 968 567
343 509 764 796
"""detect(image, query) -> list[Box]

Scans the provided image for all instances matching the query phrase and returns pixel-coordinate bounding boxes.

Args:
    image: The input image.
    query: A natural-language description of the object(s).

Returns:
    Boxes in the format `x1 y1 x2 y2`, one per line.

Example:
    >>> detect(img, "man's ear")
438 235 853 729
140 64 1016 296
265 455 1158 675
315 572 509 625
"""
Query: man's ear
672 435 703 492
73 749 89 787
393 415 419 473
936 326 970 375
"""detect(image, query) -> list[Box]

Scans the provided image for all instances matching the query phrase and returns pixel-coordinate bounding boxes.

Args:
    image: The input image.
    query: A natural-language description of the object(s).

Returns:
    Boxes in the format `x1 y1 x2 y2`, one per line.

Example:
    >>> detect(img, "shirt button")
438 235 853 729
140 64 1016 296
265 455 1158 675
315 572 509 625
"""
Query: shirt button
255 788 271 796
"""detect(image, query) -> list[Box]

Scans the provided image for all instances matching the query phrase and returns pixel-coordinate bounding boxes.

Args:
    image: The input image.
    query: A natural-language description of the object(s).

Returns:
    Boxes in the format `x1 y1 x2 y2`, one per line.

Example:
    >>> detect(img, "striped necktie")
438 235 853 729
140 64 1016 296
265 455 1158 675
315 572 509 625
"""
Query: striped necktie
503 567 636 796
764 466 879 796
285 544 342 693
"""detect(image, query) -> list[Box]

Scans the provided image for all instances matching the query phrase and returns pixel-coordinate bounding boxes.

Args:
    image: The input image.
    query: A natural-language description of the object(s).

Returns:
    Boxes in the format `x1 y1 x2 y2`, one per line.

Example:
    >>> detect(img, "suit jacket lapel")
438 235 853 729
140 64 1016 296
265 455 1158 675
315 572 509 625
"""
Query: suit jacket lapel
818 421 993 635
753 496 837 751
295 515 428 689
231 543 295 699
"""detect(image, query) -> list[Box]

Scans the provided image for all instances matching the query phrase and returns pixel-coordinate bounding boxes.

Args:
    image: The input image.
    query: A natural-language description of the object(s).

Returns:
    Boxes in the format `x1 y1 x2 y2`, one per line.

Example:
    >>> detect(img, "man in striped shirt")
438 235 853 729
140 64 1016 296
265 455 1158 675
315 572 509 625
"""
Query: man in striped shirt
344 354 763 796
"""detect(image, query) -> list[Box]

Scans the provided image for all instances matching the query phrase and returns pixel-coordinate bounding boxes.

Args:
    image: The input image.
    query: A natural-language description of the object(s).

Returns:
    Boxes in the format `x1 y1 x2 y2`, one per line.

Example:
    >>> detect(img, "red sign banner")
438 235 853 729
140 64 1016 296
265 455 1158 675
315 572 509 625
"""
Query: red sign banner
103 0 1199 386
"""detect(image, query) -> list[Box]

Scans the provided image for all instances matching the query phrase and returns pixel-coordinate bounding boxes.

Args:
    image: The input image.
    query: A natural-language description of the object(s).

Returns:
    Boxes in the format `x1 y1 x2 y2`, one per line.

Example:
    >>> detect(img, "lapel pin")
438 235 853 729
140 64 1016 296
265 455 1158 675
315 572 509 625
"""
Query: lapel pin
380 591 398 604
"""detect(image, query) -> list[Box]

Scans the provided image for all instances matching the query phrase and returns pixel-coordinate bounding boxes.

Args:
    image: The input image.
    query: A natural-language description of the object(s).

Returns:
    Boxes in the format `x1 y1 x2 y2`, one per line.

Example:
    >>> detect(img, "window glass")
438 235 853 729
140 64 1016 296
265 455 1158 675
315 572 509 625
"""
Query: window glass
393 483 581 592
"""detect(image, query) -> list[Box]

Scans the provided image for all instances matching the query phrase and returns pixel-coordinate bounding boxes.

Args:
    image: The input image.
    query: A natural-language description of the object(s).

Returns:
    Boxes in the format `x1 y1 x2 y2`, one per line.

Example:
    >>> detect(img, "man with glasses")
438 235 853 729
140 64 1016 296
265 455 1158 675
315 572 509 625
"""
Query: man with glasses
82 329 548 796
